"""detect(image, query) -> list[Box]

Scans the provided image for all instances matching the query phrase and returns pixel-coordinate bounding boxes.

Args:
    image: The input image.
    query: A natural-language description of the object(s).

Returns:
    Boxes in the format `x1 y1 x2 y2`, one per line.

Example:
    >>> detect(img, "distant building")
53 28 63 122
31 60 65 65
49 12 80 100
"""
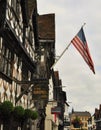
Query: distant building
94 104 101 130
70 110 91 130
88 115 96 130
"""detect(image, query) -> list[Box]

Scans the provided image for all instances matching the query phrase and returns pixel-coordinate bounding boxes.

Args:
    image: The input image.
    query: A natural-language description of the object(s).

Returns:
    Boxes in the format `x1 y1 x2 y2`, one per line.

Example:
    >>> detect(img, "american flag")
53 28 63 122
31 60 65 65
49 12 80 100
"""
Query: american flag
71 27 95 74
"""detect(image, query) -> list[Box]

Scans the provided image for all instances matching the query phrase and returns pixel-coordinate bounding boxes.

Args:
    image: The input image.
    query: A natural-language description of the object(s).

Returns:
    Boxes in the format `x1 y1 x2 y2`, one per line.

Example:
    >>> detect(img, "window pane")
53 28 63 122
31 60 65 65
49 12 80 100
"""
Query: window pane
11 0 16 12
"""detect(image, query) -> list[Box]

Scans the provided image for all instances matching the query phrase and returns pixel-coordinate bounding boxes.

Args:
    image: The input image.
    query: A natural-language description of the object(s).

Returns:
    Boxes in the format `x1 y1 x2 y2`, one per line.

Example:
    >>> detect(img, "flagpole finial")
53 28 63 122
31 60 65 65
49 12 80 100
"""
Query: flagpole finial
82 23 86 28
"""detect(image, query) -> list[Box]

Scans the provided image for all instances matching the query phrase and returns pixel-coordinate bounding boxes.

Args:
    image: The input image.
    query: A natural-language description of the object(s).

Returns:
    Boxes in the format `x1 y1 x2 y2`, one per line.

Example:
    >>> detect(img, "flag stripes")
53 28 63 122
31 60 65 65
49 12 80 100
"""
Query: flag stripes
71 28 95 74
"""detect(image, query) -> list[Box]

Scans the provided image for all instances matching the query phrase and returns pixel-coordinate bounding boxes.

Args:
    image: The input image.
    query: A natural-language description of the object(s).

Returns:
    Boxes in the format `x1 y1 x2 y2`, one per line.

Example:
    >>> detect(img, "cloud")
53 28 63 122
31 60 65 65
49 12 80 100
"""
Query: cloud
37 0 101 115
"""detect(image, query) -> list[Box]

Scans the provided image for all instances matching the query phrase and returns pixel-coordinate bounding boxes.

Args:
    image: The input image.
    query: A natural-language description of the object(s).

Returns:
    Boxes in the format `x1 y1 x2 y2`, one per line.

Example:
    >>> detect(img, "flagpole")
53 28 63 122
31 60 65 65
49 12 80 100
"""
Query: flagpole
51 23 86 69
51 42 71 69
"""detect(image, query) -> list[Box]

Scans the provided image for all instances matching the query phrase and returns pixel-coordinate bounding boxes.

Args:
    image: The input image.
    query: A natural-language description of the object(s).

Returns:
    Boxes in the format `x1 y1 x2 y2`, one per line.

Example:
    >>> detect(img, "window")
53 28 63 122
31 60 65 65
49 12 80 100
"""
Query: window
85 122 87 127
22 62 28 80
11 0 20 17
16 0 20 18
0 42 13 77
11 0 16 12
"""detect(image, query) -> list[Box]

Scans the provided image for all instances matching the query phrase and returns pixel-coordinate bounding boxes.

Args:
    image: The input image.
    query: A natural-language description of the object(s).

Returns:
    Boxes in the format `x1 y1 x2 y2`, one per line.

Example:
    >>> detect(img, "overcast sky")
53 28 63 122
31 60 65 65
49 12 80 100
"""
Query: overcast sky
37 0 101 115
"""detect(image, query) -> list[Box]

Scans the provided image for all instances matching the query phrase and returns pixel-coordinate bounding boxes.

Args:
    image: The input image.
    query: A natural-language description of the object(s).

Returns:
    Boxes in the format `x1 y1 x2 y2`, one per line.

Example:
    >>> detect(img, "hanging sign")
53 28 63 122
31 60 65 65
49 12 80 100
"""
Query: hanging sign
32 85 48 100
51 106 61 114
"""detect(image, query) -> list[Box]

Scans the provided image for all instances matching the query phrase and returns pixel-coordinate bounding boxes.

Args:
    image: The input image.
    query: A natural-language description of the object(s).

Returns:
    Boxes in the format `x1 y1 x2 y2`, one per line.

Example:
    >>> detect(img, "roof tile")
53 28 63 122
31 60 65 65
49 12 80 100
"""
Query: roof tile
38 14 55 40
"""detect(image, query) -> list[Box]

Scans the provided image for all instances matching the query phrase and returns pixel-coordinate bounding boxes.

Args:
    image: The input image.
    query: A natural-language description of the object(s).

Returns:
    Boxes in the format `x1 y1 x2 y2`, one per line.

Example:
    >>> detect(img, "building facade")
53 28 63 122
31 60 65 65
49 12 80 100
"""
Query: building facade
94 104 101 130
0 0 68 130
0 0 40 129
70 110 91 130
45 70 68 130
0 0 56 130
64 102 70 130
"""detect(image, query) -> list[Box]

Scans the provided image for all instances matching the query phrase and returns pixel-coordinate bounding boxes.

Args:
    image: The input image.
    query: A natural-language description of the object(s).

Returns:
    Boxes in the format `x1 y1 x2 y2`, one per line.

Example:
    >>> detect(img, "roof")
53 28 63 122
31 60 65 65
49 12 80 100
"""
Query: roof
70 111 91 117
38 14 55 40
